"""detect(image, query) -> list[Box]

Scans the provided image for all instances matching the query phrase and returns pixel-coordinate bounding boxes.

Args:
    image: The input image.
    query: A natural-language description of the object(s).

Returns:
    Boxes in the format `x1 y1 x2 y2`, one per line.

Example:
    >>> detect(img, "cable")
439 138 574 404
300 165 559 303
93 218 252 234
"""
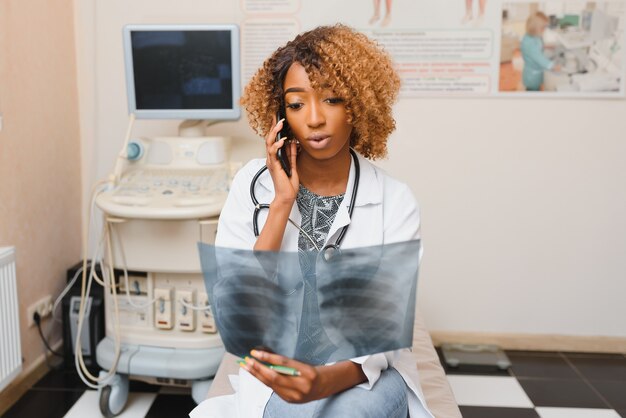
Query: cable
110 223 158 310
34 312 63 357
73 113 137 389
112 113 136 184
73 185 119 388
288 218 320 251
179 297 212 312
52 180 110 323
75 223 122 389
52 263 86 323
86 180 112 288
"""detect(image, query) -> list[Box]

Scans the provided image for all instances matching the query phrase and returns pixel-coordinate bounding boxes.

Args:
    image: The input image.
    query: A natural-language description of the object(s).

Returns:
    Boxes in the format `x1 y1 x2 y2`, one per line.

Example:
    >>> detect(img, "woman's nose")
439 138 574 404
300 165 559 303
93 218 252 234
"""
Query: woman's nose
306 101 325 128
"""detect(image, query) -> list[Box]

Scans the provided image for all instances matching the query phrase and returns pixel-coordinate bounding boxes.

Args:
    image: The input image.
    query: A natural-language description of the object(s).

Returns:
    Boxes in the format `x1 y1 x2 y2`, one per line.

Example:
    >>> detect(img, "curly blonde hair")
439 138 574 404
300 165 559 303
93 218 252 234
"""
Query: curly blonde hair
240 24 400 160
526 12 549 36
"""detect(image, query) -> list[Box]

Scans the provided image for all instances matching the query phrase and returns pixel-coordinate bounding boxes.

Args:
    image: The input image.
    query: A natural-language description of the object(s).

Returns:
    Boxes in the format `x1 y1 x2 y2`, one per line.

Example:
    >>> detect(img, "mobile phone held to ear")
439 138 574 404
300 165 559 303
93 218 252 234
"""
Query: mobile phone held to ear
275 111 292 177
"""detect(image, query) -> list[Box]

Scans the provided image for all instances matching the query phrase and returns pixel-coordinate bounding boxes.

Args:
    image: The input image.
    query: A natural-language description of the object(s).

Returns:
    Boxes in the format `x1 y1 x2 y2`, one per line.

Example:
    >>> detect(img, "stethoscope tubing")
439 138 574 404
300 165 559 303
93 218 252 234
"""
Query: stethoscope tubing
250 165 270 237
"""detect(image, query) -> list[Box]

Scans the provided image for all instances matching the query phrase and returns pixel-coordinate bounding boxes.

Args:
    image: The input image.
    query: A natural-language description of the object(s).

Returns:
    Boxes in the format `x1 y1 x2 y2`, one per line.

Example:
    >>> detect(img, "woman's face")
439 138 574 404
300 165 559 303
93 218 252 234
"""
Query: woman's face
282 62 353 161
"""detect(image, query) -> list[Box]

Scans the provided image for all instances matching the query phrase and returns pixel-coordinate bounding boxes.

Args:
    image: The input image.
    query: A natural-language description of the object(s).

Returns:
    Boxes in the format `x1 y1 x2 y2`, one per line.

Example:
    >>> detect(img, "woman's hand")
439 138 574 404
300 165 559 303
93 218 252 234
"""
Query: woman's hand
264 116 299 206
253 117 299 251
243 349 325 403
242 350 367 403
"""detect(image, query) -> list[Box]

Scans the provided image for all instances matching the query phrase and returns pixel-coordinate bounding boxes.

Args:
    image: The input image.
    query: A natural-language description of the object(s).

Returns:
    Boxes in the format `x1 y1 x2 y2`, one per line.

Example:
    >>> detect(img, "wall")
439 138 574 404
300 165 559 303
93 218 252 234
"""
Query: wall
0 0 82 380
383 97 626 337
75 0 626 342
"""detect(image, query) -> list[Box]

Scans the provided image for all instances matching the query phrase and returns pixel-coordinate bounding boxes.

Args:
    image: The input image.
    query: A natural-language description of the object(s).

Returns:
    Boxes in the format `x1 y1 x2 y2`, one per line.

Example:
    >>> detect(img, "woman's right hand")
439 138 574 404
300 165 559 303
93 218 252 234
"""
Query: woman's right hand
265 116 299 206
254 116 299 251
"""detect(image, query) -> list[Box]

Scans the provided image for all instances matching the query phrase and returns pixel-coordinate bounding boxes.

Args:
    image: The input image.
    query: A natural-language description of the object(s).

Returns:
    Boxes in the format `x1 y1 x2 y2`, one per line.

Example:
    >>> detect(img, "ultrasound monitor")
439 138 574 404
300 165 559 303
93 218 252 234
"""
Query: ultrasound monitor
589 10 619 42
123 25 240 120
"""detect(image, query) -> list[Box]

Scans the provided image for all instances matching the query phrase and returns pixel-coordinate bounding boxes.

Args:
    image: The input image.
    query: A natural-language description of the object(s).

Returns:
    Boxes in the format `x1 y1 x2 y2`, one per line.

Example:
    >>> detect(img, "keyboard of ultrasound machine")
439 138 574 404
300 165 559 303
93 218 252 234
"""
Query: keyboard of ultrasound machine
111 168 230 208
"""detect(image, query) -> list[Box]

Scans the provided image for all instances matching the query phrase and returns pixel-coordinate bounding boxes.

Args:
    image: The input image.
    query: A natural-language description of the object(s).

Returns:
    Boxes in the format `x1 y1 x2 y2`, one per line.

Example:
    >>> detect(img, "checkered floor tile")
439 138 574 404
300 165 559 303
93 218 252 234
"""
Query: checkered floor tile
3 350 625 417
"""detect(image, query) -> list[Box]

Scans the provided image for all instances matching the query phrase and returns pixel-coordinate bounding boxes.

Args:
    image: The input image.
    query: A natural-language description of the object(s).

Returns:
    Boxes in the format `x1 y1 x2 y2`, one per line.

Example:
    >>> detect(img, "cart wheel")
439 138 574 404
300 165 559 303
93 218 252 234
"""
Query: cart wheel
97 372 129 417
99 386 115 418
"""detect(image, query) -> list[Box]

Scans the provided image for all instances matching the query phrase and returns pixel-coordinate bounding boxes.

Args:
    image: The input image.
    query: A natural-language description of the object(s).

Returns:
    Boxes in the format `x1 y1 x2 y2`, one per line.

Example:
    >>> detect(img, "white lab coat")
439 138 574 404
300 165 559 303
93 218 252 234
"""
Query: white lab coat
190 152 434 418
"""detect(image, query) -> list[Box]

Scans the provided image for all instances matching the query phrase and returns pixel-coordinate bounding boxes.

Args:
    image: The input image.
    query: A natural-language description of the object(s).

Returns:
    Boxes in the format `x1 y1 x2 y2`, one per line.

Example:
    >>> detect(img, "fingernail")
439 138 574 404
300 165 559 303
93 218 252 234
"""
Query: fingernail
250 349 259 357
277 118 285 125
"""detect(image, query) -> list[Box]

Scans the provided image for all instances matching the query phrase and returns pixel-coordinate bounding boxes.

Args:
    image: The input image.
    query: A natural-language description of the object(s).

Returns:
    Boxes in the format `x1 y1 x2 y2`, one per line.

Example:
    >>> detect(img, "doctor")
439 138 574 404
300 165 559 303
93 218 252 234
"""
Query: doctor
520 11 560 91
201 24 433 418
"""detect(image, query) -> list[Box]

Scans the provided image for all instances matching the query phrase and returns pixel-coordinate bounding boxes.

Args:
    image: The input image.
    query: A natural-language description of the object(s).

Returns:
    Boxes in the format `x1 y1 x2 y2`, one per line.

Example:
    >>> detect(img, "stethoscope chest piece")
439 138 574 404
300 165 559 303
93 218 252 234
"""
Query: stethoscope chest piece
320 245 341 263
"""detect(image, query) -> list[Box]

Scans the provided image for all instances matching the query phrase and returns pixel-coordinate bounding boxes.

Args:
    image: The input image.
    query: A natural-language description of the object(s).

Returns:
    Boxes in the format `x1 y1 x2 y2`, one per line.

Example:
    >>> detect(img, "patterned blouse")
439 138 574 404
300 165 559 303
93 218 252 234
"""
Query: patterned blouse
296 185 344 251
293 184 345 364
296 185 345 255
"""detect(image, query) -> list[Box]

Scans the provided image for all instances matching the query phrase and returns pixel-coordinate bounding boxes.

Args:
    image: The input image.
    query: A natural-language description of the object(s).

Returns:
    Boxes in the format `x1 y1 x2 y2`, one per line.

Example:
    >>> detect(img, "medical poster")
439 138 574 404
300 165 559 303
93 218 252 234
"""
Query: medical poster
237 0 626 98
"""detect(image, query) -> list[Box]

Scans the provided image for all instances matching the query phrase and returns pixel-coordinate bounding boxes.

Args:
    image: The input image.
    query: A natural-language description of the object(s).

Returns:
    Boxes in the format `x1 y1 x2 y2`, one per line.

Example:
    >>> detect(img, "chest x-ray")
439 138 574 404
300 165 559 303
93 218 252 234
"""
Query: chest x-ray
198 240 421 365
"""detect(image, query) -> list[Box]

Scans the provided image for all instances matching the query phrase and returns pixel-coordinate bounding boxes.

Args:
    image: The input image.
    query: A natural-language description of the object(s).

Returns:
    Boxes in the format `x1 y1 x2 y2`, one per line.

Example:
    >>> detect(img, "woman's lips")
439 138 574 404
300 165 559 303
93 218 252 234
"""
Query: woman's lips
306 134 331 149
307 133 330 141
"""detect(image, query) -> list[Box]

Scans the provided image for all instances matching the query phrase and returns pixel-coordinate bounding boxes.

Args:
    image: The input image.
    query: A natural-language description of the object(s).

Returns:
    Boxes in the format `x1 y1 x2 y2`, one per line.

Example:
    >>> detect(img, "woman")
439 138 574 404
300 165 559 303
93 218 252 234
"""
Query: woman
200 24 433 418
520 11 560 91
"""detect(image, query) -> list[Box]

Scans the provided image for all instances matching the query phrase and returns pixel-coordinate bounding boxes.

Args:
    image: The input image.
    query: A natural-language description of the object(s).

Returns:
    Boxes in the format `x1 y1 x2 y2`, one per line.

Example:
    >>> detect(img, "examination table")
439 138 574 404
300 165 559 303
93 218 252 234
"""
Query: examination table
205 311 462 417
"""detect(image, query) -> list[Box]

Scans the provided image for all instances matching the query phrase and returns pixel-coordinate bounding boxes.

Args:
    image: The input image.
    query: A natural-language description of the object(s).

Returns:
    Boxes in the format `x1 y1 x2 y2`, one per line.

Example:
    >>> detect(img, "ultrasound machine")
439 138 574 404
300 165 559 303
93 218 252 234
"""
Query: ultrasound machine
72 24 241 416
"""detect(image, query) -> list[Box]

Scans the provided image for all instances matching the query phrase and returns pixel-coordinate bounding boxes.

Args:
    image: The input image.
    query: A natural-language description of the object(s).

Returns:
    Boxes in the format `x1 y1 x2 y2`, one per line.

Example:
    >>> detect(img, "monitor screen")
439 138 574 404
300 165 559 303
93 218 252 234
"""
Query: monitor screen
590 10 619 42
123 25 241 120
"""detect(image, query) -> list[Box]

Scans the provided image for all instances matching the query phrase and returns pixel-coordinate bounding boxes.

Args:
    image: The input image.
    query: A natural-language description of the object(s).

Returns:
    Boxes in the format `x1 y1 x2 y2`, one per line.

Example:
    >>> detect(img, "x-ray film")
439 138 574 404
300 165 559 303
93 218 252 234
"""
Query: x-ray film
198 240 420 365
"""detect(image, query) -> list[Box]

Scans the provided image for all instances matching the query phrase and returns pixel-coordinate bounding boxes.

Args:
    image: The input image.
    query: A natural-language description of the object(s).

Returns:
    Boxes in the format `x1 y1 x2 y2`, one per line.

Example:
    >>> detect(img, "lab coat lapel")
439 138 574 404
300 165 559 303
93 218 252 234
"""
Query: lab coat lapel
325 153 382 247
285 197 301 251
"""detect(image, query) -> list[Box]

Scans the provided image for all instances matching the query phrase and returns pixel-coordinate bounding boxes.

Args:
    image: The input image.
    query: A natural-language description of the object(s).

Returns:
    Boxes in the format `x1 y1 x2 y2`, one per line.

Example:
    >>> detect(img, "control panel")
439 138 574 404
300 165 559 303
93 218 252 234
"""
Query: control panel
101 167 229 219
96 136 238 220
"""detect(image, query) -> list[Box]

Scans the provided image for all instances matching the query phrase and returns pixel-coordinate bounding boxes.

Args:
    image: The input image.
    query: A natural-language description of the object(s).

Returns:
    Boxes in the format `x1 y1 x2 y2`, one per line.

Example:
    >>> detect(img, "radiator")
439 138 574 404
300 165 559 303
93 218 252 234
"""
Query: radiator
0 247 22 392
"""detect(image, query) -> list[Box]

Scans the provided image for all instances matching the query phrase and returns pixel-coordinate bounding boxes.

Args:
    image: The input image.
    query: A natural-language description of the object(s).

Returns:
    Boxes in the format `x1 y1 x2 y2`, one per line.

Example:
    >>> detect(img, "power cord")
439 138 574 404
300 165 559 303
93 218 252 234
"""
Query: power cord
33 311 63 357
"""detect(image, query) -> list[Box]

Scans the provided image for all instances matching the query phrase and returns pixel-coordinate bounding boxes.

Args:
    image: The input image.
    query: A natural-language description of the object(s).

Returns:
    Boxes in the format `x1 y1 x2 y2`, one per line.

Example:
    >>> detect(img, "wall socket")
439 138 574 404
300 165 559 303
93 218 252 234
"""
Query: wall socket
27 295 54 327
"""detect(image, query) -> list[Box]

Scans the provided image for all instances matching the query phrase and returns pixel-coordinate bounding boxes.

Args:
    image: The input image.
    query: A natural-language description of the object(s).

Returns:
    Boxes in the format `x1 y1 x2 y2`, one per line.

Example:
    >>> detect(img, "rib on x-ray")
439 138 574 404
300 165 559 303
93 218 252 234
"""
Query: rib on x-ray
198 239 420 365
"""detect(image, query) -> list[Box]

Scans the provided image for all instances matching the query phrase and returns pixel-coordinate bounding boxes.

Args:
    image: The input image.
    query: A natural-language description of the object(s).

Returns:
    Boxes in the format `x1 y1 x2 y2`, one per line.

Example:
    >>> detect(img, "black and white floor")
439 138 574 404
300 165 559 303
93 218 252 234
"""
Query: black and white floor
4 349 625 417
440 349 626 418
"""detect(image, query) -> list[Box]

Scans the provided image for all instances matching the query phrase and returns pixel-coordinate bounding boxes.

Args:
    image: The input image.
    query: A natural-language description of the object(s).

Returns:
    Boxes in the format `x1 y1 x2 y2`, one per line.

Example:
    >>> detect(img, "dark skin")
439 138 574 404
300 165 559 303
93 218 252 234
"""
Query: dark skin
247 62 367 403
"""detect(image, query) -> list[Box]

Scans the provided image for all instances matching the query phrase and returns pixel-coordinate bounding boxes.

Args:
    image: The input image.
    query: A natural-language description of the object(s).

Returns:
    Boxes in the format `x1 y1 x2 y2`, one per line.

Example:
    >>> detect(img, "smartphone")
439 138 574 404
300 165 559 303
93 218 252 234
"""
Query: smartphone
275 110 292 177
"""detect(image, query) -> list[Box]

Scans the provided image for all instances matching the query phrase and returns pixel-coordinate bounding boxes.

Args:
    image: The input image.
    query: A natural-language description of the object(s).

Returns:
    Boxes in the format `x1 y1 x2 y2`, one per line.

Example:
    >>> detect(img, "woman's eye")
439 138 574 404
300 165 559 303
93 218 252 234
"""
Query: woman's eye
325 97 344 104
286 102 303 110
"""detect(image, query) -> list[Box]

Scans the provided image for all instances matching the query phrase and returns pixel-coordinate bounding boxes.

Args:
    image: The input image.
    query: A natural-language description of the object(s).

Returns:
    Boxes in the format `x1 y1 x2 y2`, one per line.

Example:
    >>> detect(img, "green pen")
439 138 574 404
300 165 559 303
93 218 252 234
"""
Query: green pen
267 364 301 376
236 357 301 376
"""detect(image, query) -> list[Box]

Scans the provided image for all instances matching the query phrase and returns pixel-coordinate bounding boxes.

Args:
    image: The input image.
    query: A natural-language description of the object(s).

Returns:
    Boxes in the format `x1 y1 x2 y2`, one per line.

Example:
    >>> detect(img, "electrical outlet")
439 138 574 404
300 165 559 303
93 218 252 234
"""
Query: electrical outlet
27 295 53 327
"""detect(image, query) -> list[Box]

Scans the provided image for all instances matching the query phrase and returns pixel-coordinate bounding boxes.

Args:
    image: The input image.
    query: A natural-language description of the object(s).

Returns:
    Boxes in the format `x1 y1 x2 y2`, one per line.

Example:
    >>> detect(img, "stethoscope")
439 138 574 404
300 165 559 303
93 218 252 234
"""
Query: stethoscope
250 148 360 262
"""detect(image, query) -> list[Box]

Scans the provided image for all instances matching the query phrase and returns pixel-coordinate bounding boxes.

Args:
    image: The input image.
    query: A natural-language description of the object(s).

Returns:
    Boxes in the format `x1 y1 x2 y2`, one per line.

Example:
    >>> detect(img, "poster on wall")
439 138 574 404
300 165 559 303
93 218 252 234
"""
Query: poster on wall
237 0 626 98
500 2 624 96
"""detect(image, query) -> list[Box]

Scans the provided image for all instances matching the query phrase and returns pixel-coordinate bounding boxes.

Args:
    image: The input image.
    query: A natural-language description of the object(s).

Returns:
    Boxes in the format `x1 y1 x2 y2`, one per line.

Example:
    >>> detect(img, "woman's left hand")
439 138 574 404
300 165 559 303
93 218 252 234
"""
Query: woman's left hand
242 350 326 403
